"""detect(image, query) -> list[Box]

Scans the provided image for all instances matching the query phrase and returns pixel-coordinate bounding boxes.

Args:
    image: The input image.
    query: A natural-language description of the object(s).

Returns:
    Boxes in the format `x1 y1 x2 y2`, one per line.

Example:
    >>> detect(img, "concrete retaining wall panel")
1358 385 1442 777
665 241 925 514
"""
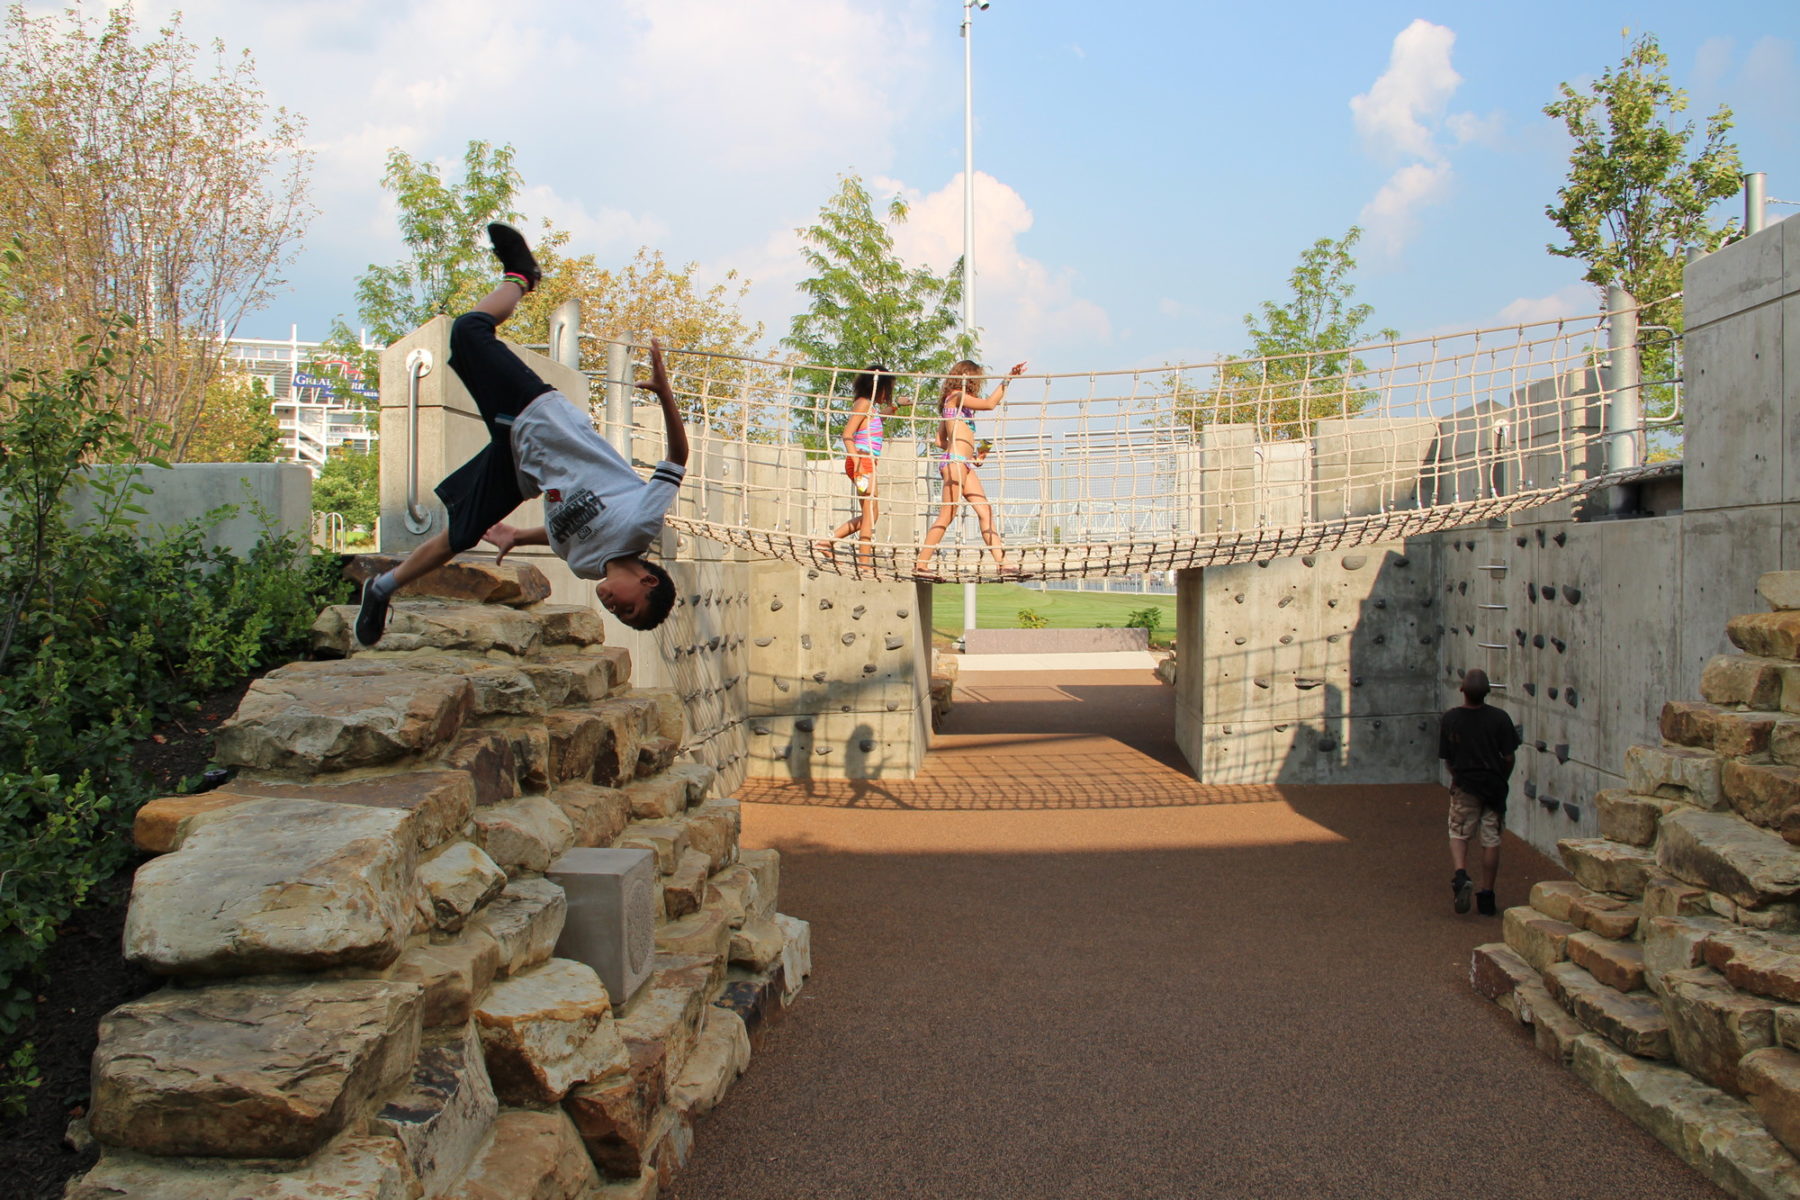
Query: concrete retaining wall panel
1684 304 1784 513
71 462 312 557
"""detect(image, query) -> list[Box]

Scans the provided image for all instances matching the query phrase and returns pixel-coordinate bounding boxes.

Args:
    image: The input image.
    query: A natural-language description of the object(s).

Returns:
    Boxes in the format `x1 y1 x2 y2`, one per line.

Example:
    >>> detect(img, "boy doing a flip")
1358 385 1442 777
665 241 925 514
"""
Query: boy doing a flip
356 224 688 646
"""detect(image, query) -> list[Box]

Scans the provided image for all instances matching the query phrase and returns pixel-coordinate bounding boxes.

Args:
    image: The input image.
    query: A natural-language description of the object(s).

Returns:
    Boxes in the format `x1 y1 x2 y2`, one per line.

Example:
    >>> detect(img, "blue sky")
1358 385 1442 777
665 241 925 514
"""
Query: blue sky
63 1 1800 374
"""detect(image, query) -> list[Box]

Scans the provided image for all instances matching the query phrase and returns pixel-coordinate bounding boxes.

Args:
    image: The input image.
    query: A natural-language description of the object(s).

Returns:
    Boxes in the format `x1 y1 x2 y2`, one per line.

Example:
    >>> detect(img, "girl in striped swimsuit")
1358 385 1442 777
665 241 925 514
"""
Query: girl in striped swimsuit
815 365 896 569
912 357 1026 580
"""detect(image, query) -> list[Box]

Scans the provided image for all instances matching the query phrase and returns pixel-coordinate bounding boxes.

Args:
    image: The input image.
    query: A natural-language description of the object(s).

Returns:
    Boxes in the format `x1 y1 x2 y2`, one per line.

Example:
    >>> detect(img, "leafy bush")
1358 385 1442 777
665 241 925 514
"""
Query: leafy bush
0 319 350 1035
1016 608 1049 629
1125 606 1164 633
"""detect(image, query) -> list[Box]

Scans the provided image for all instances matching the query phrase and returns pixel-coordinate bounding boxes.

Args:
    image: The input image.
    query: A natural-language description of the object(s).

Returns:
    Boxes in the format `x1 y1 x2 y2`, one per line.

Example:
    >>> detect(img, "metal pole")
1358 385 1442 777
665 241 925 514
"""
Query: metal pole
1746 172 1767 236
604 340 630 455
1604 284 1641 514
961 0 978 638
549 299 582 371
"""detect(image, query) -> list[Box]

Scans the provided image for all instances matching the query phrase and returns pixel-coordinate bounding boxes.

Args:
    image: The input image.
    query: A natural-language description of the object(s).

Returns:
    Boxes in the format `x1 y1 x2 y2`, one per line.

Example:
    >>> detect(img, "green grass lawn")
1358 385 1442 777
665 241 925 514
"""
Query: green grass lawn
928 584 1173 647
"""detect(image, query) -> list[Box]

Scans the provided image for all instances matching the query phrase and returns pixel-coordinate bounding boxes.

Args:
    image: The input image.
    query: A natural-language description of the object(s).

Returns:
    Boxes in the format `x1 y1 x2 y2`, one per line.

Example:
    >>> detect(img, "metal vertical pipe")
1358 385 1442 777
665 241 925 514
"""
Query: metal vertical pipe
549 299 581 370
1605 284 1641 514
604 340 630 455
961 0 978 637
1746 172 1767 235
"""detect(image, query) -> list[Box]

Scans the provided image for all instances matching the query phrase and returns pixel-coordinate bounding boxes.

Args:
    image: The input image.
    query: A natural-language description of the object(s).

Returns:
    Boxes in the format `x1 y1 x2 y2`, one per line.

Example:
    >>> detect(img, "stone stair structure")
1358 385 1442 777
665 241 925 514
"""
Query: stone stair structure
67 559 811 1200
1473 570 1800 1200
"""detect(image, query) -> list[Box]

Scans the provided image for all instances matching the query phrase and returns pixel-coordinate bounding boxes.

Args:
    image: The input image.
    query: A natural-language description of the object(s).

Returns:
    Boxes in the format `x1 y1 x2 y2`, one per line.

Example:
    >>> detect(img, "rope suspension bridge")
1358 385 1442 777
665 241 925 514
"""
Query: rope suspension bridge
580 299 1678 584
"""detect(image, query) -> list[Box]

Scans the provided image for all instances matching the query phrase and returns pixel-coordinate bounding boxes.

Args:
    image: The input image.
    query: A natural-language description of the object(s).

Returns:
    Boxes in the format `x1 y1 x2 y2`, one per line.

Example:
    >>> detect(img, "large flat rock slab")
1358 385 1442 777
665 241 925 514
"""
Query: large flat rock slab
125 797 416 976
1659 809 1800 910
345 555 553 607
66 1134 417 1199
90 979 423 1158
312 599 546 658
216 661 473 774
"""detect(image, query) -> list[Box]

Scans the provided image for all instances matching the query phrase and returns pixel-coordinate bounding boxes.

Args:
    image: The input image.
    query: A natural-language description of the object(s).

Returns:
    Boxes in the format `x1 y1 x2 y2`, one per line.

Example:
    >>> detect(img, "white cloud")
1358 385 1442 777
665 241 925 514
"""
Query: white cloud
516 184 667 258
1495 283 1598 326
1350 19 1474 256
884 172 1112 364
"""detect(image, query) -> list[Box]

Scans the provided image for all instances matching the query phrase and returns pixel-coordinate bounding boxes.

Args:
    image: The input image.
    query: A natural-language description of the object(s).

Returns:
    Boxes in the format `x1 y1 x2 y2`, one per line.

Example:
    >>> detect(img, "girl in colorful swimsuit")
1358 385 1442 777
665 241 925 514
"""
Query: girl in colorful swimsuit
912 358 1026 579
815 365 896 569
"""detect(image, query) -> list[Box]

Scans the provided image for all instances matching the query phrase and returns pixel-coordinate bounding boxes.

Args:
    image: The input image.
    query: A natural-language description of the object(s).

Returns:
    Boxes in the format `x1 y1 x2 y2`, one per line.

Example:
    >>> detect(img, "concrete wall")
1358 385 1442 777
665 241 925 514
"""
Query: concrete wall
71 463 312 555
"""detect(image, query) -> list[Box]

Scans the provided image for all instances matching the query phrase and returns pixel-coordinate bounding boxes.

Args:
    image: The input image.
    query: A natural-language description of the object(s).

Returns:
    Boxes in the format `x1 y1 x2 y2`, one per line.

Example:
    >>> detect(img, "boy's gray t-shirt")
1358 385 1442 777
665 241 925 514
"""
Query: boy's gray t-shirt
509 391 683 579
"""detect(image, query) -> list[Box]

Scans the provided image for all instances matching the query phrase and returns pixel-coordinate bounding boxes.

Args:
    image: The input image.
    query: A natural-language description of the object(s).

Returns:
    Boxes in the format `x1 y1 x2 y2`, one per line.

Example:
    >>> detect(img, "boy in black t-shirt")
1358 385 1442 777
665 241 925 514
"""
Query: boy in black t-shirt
1438 668 1520 915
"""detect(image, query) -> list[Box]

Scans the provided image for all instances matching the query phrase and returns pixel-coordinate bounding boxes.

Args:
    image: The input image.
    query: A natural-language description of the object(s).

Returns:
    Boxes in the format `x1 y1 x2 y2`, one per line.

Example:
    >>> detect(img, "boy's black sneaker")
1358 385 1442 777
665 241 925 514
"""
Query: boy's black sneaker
487 222 540 291
355 583 391 647
1452 869 1473 914
1476 889 1497 917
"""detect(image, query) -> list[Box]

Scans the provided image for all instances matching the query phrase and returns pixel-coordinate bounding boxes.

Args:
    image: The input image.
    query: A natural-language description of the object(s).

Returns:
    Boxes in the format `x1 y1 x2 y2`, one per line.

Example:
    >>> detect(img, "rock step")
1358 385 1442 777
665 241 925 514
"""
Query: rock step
312 597 606 659
1662 966 1784 1096
1596 789 1685 849
1658 809 1800 910
1703 928 1800 1003
1572 1034 1800 1200
476 958 626 1106
1662 701 1780 759
1742 1047 1800 1159
1700 653 1800 715
66 1135 417 1199
1568 931 1647 992
1730 612 1800 662
344 555 553 608
1504 906 1576 975
1723 760 1800 837
1544 962 1671 1059
1559 838 1655 898
89 979 424 1159
217 661 476 775
1624 744 1725 810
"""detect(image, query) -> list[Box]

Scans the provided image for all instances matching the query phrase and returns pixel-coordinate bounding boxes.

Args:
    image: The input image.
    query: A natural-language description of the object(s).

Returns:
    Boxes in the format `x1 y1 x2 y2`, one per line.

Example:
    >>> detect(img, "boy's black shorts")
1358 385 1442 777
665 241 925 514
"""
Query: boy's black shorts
434 311 557 552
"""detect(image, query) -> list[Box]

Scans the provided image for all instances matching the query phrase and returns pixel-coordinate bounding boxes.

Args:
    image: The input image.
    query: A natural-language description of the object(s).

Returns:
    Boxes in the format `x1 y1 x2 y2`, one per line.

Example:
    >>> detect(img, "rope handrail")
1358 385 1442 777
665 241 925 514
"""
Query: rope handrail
569 301 1678 583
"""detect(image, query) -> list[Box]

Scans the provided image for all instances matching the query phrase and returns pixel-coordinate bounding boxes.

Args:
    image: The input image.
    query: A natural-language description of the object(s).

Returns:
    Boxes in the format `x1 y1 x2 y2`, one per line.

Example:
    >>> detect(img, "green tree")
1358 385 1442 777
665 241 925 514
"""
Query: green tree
311 448 379 529
1178 227 1394 439
1544 31 1741 423
0 4 312 456
178 373 281 464
783 175 969 448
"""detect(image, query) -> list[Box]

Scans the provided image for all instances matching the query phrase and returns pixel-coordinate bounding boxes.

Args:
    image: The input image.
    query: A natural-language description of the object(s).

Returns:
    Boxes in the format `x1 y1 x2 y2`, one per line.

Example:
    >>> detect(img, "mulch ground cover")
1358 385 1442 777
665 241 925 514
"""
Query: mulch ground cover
0 674 258 1200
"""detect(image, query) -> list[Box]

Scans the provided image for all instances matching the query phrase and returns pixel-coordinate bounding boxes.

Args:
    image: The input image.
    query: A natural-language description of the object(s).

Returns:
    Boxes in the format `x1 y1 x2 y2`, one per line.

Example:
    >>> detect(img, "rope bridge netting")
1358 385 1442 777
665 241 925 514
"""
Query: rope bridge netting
579 301 1678 584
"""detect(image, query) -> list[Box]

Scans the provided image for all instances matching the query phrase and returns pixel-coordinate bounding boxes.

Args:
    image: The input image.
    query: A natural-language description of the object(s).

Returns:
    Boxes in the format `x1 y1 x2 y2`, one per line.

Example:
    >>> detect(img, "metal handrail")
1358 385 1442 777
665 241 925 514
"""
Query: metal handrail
404 348 434 534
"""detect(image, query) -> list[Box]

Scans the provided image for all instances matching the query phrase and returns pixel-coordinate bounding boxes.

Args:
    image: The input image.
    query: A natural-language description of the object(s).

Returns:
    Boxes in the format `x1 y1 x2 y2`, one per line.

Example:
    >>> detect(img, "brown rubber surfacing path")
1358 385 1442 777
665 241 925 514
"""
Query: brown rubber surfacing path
673 670 1723 1199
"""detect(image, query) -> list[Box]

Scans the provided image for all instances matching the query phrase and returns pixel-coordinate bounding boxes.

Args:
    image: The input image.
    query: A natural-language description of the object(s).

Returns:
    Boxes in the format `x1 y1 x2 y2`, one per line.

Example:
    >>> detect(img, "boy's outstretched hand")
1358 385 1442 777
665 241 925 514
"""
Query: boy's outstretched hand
635 337 675 405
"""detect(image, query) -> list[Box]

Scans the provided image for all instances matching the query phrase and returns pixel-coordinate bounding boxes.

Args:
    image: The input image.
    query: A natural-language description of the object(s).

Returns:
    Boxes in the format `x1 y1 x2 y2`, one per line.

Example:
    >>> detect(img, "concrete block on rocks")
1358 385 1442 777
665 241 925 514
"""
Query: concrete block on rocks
473 796 575 875
1625 744 1725 809
547 847 658 1010
1569 931 1647 992
125 797 415 976
65 1135 418 1200
475 958 627 1105
1597 790 1684 848
776 913 812 1004
1544 962 1671 1059
1701 654 1797 712
216 663 474 774
1659 809 1800 909
376 1023 498 1195
90 979 423 1158
1559 838 1655 897
469 877 567 977
1663 966 1780 1094
551 781 632 848
1725 760 1800 832
418 841 507 931
1570 1033 1800 1200
388 930 501 1027
669 1007 750 1119
1742 1047 1800 1158
441 1108 600 1200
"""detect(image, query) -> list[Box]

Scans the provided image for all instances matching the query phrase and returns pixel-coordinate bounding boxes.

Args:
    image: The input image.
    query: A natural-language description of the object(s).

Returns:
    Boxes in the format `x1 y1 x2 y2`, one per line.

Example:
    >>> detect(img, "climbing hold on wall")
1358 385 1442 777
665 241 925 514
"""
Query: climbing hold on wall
770 598 784 611
1254 677 1271 689
800 634 812 650
1535 739 1548 752
1342 555 1367 570
1352 676 1364 687
1553 531 1568 547
841 633 856 646
887 701 899 711
1327 634 1341 644
1555 743 1570 764
1515 536 1528 548
1523 780 1538 799
811 671 827 683
1465 624 1475 635
852 605 866 619
1526 582 1537 604
1279 634 1293 645
795 717 815 732
1373 598 1387 609
1565 688 1579 708
1234 594 1245 604
897 609 910 619
1563 585 1582 605
1523 682 1536 696
861 663 877 674
1393 556 1410 568
1548 687 1560 700
1458 581 1468 595
819 598 834 610
1515 629 1527 646
1294 678 1323 690
1562 801 1582 821
1328 598 1339 608
774 678 790 692
1318 737 1337 751
1373 635 1386 645
751 723 769 736
1541 585 1555 601
1533 634 1546 649
754 637 773 647
1552 638 1566 653
1536 529 1546 547
1302 555 1317 567
859 739 876 753
884 636 904 651
1234 636 1247 645
1278 595 1294 608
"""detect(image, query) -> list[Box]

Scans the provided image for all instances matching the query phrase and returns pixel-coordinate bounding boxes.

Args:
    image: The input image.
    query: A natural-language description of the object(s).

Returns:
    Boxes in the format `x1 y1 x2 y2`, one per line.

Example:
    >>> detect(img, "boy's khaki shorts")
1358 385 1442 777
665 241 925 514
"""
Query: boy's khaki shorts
1448 785 1502 849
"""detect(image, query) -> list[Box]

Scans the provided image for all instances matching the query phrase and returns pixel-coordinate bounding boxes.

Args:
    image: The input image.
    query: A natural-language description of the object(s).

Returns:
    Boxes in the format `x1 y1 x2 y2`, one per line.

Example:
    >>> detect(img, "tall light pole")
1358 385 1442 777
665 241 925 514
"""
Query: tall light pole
960 0 988 640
